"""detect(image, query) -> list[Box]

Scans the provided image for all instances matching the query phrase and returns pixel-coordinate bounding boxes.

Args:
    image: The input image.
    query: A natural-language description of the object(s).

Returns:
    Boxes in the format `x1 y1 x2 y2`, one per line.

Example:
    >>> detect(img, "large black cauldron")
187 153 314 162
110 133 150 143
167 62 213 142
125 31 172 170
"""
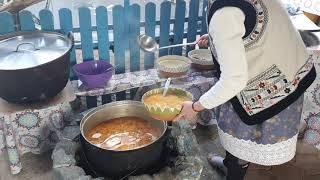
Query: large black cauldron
0 31 73 103
80 101 168 179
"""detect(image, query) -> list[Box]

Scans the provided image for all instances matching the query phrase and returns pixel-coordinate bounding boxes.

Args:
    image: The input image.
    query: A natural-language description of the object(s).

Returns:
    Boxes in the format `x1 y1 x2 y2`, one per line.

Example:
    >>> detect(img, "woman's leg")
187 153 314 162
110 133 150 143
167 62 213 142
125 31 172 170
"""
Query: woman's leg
208 151 250 180
224 151 250 180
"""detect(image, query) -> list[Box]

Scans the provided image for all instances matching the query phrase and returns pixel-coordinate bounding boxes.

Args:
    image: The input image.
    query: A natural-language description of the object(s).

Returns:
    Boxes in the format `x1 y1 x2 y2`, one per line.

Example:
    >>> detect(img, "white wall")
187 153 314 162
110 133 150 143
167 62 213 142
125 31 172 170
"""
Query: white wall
26 0 203 29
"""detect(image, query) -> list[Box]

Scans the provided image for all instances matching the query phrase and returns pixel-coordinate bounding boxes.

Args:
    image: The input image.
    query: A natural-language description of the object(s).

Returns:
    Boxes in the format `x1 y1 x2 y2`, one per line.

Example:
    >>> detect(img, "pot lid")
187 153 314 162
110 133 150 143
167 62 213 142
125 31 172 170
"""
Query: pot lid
0 31 73 70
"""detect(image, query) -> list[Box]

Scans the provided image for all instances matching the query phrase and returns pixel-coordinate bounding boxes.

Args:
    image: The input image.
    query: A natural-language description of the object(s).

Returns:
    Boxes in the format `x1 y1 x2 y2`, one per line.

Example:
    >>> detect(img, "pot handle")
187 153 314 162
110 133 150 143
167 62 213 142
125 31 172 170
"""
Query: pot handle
67 31 75 45
15 42 39 52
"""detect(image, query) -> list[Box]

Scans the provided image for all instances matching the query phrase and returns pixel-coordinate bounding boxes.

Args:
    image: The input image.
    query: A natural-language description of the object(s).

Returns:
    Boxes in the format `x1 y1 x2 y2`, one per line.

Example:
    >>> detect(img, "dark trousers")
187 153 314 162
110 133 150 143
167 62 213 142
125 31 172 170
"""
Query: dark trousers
223 151 250 180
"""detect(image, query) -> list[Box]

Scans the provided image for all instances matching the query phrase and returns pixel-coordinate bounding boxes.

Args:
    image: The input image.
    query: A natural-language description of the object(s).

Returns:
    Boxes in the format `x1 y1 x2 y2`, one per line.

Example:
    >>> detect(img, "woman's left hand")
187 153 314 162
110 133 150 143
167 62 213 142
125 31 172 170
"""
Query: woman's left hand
175 101 198 122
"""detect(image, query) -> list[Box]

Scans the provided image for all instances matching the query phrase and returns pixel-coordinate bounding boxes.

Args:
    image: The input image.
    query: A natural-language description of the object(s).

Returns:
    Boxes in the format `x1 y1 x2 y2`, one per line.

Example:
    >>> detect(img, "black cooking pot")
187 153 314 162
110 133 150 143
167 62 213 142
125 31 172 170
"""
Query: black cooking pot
80 101 168 179
0 31 74 103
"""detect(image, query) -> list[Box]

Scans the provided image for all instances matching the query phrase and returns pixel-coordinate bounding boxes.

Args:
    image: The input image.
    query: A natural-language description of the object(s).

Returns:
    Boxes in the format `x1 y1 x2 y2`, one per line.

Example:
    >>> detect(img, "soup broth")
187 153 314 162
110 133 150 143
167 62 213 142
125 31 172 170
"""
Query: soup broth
144 93 190 108
86 117 161 151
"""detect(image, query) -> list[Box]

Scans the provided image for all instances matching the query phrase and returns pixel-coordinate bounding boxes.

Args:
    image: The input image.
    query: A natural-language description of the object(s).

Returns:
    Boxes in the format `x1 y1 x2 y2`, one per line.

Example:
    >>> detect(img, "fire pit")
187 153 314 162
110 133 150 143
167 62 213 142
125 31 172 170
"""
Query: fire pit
51 110 223 180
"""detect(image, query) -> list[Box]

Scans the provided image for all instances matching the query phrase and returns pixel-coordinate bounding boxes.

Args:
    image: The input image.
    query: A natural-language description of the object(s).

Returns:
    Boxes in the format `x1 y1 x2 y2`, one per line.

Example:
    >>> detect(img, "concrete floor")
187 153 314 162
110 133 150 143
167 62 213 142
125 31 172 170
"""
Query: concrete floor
194 125 320 180
0 151 53 180
246 142 320 180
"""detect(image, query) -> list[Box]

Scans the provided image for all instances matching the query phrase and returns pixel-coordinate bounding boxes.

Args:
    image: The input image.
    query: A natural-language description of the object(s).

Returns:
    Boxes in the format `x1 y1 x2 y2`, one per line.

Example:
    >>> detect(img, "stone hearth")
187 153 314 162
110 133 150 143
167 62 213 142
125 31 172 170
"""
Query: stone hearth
51 112 223 180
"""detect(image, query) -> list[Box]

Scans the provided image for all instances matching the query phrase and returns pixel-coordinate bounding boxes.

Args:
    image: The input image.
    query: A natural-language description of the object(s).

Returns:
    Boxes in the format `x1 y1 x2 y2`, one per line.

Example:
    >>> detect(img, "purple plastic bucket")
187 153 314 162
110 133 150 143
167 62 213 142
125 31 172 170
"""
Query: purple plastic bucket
72 61 113 89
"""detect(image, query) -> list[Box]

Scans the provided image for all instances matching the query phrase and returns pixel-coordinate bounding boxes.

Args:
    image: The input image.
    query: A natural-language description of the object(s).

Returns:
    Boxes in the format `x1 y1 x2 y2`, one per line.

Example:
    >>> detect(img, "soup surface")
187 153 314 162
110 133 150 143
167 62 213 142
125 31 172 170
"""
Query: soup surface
86 117 161 151
190 53 211 61
144 94 190 108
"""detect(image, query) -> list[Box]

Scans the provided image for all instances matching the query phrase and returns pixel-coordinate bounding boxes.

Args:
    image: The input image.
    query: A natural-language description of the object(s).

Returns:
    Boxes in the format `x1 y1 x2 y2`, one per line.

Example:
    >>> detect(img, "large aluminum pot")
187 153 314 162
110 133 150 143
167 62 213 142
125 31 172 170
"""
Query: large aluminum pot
0 31 74 103
80 101 168 178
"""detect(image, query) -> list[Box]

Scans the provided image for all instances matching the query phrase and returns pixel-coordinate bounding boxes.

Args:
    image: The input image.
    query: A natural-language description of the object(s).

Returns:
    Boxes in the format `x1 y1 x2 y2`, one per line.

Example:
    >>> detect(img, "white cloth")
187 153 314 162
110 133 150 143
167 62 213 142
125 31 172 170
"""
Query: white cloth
199 7 248 109
288 0 320 16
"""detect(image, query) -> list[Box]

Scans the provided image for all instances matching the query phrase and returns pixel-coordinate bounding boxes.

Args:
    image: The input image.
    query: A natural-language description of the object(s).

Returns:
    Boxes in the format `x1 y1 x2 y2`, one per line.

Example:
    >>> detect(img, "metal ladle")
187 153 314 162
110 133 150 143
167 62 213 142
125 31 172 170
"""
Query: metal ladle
162 78 172 97
138 34 197 53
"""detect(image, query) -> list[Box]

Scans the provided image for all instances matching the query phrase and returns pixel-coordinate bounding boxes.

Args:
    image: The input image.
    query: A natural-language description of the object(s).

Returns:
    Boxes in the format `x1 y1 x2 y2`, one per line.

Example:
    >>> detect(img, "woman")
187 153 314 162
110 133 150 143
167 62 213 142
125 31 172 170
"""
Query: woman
176 0 316 180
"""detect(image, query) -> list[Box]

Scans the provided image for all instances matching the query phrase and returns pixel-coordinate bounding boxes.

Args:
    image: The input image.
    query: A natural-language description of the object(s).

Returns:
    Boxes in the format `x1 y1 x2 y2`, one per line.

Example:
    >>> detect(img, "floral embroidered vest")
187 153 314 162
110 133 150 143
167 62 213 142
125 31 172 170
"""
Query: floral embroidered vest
207 0 316 125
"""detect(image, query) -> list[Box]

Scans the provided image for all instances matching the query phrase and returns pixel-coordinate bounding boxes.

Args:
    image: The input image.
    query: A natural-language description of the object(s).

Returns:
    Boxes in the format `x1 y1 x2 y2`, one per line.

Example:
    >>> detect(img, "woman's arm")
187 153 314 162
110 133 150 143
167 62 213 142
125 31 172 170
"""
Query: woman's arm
194 7 249 111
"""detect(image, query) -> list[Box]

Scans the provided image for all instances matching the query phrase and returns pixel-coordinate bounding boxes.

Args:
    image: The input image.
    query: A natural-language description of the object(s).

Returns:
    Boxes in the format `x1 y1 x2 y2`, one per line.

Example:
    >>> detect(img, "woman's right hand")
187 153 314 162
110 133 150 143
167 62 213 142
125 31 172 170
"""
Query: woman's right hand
197 34 209 48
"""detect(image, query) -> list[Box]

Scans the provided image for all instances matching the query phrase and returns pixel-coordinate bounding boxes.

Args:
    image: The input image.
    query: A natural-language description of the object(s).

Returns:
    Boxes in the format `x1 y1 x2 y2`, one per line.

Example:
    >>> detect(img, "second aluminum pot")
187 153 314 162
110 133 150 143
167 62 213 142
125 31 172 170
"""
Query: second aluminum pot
0 31 74 103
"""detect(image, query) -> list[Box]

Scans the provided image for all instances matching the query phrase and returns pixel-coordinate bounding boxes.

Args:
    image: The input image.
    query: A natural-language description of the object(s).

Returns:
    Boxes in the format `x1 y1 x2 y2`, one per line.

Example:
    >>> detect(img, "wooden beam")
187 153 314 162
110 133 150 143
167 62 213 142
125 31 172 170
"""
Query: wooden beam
0 0 44 13
304 11 319 24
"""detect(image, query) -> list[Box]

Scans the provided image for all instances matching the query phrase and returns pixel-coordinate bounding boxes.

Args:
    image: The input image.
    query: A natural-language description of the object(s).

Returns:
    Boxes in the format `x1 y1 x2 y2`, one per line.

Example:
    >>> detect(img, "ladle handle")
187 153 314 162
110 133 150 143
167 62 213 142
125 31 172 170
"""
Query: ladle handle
94 60 98 68
15 42 39 52
300 29 320 33
67 31 75 46
162 78 172 96
159 41 197 50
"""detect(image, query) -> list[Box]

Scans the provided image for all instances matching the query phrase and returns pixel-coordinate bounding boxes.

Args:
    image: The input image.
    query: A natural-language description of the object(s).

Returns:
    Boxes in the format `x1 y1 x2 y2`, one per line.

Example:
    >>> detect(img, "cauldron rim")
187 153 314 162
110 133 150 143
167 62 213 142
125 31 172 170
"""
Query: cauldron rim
0 30 74 71
80 100 168 152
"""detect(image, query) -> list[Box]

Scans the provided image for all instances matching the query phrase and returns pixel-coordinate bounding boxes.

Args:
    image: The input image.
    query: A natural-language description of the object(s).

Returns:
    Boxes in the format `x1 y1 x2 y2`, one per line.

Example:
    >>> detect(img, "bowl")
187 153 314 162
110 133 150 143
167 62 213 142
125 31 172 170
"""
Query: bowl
73 60 113 89
188 49 214 70
142 87 193 121
156 55 191 78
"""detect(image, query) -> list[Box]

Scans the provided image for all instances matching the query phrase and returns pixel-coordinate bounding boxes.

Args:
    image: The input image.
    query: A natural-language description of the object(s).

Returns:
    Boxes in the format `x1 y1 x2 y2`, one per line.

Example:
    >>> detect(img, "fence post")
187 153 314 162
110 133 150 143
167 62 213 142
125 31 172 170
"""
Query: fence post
96 6 112 104
129 4 141 72
187 0 199 53
19 10 35 31
128 4 141 99
172 0 186 55
59 8 77 81
159 1 171 57
123 0 130 49
201 0 208 35
144 2 156 69
113 5 127 100
39 9 54 31
0 12 15 34
79 7 97 108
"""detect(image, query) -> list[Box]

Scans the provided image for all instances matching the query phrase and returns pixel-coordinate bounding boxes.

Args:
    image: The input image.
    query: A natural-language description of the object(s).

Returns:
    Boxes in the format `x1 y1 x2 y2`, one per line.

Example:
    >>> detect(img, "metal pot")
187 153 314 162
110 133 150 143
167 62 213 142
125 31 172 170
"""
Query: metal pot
0 31 74 103
80 101 168 178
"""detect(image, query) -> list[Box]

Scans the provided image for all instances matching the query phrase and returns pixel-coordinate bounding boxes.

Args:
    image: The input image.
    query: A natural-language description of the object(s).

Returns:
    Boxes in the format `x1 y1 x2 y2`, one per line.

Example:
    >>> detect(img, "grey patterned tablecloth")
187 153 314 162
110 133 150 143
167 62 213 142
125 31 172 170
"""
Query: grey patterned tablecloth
301 49 320 150
0 84 75 175
0 103 72 174
72 68 220 125
71 68 217 97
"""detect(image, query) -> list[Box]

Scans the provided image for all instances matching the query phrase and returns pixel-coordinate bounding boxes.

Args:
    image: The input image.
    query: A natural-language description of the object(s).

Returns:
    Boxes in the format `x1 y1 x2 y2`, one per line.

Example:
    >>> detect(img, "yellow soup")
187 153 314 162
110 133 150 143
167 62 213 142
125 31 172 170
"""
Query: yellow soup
86 117 160 151
144 93 190 108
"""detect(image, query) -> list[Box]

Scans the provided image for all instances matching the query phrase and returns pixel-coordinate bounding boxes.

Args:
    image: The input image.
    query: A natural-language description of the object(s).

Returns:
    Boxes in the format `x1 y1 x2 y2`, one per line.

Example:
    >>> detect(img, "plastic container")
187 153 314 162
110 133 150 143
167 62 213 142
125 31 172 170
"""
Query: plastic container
73 60 113 89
